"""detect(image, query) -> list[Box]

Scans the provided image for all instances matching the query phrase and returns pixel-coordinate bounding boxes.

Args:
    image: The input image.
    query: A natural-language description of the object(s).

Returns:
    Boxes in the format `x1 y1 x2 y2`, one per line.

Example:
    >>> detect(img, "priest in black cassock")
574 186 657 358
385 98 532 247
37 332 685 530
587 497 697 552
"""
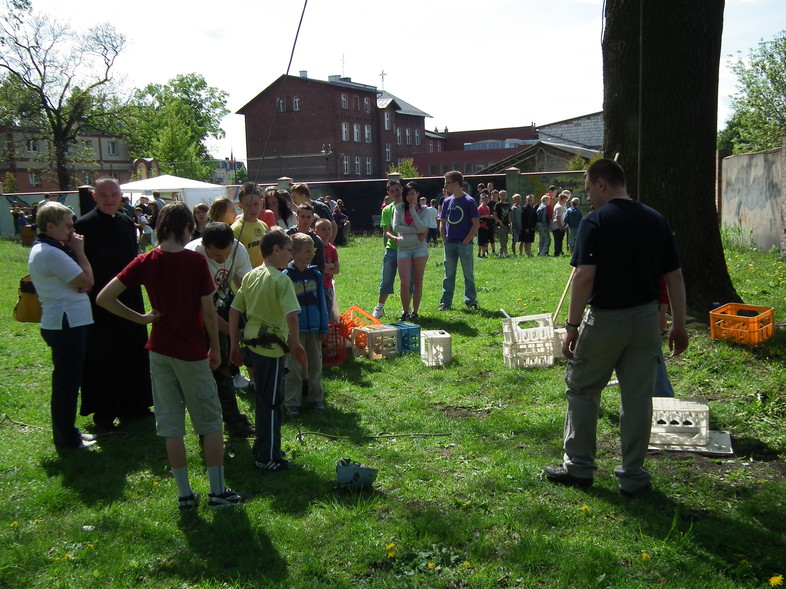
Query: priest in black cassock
74 178 153 430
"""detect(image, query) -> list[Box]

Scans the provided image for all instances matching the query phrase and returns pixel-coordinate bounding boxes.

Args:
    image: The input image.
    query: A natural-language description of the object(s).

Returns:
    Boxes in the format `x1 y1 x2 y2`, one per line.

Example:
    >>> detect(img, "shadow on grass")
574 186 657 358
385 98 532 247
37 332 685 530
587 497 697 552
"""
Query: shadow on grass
40 415 166 505
169 506 287 585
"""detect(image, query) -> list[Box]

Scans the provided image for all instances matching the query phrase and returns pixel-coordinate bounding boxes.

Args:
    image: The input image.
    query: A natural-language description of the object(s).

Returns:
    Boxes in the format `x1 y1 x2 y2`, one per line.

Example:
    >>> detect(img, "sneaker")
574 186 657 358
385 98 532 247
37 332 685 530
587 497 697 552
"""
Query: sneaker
438 303 451 311
400 311 410 321
253 459 292 471
408 312 419 322
226 417 255 438
371 304 385 319
466 302 479 310
311 401 325 411
287 406 300 417
208 488 248 509
619 483 652 498
178 492 200 511
233 373 251 389
543 465 593 489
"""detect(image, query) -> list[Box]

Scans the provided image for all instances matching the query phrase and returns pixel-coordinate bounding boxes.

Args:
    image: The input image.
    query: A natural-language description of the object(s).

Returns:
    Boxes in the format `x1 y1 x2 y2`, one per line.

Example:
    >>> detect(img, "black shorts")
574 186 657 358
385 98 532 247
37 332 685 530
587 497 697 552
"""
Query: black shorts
477 226 491 246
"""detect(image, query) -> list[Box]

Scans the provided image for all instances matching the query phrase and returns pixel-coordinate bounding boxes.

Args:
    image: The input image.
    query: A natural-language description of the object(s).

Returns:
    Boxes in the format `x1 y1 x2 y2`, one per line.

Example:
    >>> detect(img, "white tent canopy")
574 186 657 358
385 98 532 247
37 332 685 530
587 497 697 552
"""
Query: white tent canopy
120 174 228 209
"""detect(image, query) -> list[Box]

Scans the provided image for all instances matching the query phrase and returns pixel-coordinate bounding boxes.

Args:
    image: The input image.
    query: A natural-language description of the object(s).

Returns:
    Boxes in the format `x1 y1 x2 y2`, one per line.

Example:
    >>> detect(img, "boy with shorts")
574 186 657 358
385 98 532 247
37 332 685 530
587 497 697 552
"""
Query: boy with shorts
229 229 308 471
97 202 246 510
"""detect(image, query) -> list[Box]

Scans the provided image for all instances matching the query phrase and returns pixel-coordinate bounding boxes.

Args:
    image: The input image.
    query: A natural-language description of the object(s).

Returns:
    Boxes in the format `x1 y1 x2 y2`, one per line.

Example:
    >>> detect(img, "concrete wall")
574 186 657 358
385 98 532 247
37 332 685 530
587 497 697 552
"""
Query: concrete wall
537 112 604 150
720 142 786 254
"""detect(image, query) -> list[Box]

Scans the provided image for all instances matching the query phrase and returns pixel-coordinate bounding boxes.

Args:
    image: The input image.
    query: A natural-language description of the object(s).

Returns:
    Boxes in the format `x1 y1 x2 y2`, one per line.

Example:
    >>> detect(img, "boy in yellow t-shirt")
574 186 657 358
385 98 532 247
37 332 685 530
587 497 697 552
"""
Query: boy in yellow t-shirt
229 228 307 471
232 182 268 268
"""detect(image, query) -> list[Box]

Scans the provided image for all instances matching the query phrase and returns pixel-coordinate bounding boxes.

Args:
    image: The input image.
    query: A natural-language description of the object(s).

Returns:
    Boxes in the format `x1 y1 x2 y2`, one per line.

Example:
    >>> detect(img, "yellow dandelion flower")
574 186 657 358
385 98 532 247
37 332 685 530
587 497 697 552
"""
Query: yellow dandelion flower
641 552 651 561
386 543 395 550
462 561 472 568
427 562 436 569
153 481 160 487
11 521 18 528
769 575 783 587
64 553 73 560
34 519 41 525
740 559 750 567
581 505 590 512
387 551 396 559
86 543 94 550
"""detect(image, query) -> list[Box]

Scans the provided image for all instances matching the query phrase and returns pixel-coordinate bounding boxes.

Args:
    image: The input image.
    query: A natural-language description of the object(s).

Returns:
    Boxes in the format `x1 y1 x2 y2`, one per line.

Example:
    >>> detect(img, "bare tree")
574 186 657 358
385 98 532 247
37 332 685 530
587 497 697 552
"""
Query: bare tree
0 3 126 189
602 0 739 316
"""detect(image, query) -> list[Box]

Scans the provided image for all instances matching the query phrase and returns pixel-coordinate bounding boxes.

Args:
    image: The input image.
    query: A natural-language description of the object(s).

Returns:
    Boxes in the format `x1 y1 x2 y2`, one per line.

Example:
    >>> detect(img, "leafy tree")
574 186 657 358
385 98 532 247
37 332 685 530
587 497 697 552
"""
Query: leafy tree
566 154 588 171
728 31 786 153
3 170 17 193
150 103 211 182
603 0 739 314
0 3 126 189
717 111 749 152
232 166 248 184
387 158 420 178
122 73 229 161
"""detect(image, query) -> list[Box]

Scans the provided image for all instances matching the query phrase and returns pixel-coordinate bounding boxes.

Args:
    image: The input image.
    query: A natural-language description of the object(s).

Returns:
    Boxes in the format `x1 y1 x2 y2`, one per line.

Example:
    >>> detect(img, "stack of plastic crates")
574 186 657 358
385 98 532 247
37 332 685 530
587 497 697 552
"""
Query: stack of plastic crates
709 303 774 345
322 322 346 366
389 321 421 355
339 305 381 340
420 330 452 367
650 398 709 446
501 313 555 368
351 324 399 360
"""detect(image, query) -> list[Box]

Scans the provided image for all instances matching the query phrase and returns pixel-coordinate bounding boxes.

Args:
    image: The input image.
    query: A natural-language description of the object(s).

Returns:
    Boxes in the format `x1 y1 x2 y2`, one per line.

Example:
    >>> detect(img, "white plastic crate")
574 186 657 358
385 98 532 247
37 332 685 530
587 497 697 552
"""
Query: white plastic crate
650 397 709 446
351 325 398 360
553 327 566 360
502 313 554 344
502 340 554 368
420 330 452 367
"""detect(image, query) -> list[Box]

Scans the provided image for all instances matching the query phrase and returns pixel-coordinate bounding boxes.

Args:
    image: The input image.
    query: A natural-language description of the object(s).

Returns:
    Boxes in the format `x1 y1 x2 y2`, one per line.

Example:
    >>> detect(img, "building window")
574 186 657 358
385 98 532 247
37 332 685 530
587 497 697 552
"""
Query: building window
82 140 93 151
415 129 421 146
429 140 433 153
366 157 372 175
354 156 361 175
364 124 372 143
384 112 391 131
277 98 286 112
342 155 349 175
396 128 402 145
397 158 402 168
385 143 391 162
26 139 39 153
84 172 94 185
353 96 360 111
107 141 118 156
476 162 485 172
293 95 300 111
405 129 411 145
364 97 370 113
111 171 119 180
437 142 442 153
342 122 350 142
353 123 361 143
28 171 41 186
341 94 348 109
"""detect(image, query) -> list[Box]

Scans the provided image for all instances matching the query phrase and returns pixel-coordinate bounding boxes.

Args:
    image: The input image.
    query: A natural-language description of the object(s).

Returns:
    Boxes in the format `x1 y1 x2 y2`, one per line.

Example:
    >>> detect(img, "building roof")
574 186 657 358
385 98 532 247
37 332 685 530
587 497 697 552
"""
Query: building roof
377 90 431 118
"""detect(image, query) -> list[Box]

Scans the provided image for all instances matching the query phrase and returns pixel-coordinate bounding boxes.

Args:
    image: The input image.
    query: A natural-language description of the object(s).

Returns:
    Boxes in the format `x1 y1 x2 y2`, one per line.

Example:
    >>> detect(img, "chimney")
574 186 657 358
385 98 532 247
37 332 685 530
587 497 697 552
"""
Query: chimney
299 70 308 78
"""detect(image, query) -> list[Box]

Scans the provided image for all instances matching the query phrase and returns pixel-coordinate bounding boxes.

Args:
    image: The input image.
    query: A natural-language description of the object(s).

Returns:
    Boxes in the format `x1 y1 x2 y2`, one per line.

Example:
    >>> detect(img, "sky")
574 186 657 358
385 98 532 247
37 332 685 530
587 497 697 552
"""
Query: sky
25 0 786 163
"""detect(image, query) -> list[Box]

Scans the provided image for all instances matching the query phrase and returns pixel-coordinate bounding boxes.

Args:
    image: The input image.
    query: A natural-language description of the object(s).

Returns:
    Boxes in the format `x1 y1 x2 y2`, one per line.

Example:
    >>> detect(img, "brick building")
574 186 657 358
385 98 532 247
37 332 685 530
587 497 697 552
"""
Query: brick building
1 125 132 192
237 72 431 182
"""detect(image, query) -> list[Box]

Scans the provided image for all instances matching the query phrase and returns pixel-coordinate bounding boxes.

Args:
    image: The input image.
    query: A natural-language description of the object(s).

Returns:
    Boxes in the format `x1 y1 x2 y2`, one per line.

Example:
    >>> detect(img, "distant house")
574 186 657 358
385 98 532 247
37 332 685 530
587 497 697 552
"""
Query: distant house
0 125 132 192
237 72 431 182
210 158 246 185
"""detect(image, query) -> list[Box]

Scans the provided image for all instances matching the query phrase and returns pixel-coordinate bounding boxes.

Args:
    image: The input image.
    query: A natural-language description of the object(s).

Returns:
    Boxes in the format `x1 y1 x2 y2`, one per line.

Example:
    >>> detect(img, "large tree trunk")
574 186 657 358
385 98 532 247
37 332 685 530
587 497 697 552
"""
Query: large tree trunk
603 0 740 317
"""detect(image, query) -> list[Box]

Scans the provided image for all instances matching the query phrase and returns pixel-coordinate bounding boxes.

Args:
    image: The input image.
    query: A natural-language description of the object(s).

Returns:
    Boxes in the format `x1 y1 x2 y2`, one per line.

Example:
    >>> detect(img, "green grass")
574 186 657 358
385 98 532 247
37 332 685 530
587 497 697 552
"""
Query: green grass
1 236 784 588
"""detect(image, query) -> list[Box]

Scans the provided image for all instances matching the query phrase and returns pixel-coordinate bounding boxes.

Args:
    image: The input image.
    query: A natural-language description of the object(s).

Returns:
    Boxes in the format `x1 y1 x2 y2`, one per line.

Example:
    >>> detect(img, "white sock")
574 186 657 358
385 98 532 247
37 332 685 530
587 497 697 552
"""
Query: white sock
172 466 192 498
207 465 226 496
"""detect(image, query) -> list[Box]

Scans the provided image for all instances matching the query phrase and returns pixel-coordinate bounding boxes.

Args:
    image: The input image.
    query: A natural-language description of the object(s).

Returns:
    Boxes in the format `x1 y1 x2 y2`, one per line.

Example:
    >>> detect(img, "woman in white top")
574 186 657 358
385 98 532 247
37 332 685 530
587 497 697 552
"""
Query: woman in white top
265 189 297 229
392 181 429 321
28 202 95 450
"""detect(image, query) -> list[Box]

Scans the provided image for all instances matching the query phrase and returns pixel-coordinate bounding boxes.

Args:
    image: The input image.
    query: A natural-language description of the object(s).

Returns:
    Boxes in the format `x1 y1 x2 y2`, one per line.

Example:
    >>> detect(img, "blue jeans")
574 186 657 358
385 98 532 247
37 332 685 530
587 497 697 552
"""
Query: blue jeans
653 346 675 397
378 247 413 297
440 241 477 307
40 316 89 448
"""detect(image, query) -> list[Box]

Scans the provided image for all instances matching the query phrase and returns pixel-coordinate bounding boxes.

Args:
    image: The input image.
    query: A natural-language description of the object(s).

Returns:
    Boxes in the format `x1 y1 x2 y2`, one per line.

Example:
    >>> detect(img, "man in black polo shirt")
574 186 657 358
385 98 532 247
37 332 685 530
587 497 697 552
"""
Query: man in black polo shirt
544 159 689 496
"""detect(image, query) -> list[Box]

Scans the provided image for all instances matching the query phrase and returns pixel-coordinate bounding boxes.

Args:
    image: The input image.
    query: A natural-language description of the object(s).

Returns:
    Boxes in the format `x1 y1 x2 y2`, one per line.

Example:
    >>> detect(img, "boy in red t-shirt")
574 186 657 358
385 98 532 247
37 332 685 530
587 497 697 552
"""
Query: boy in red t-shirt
97 202 247 511
315 218 339 321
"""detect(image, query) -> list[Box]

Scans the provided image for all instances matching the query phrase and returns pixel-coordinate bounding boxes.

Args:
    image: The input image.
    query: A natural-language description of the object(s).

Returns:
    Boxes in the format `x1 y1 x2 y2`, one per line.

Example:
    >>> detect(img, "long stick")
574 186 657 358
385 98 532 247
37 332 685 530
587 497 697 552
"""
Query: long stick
553 267 576 324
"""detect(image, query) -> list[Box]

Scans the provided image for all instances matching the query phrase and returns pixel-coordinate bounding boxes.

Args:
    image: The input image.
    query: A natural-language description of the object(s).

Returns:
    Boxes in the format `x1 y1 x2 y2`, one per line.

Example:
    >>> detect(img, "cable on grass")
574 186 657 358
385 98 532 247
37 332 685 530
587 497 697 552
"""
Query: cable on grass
295 431 451 442
0 413 45 430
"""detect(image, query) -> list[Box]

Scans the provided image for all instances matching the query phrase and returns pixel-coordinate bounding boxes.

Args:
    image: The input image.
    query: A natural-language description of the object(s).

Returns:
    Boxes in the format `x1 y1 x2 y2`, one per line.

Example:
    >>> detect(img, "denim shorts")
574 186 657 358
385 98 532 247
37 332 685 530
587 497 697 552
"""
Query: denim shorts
397 242 429 260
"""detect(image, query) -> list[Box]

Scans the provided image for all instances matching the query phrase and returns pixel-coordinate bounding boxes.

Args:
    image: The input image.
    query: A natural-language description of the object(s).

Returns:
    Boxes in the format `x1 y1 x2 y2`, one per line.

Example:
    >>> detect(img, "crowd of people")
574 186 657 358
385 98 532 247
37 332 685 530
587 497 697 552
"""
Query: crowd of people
27 161 687 505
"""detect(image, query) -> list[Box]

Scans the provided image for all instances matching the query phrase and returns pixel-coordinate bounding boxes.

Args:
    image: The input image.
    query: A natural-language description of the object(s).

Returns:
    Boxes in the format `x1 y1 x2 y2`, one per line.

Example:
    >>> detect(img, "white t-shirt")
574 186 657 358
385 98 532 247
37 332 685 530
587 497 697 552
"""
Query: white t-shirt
423 206 439 229
28 243 93 330
185 238 252 290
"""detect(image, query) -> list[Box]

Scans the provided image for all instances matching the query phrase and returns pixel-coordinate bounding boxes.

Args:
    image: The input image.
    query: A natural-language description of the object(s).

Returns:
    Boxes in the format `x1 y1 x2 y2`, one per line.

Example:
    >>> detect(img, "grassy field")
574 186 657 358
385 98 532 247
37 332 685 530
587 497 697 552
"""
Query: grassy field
0 235 784 589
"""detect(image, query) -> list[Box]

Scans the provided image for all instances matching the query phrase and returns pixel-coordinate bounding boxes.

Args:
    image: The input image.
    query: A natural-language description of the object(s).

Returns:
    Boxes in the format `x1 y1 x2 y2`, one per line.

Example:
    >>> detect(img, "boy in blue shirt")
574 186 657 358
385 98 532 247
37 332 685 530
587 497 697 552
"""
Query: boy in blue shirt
282 233 329 416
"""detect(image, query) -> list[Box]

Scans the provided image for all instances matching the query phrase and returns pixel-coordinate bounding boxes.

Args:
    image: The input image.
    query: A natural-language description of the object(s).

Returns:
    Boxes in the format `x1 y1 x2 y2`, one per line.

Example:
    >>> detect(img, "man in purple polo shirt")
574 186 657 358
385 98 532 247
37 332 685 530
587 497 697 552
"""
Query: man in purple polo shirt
437 170 480 311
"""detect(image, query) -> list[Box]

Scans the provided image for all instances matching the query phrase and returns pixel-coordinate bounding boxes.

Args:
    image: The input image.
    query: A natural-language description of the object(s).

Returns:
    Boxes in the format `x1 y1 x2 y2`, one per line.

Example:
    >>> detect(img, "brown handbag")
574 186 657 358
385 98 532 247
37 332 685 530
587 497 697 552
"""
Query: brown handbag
13 275 42 323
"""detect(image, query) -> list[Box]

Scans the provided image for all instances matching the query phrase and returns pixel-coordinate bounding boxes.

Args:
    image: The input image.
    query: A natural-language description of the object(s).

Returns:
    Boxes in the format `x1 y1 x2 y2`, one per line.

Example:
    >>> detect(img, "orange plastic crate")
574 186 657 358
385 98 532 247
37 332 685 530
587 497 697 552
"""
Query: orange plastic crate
322 322 347 366
339 305 381 340
709 303 774 345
